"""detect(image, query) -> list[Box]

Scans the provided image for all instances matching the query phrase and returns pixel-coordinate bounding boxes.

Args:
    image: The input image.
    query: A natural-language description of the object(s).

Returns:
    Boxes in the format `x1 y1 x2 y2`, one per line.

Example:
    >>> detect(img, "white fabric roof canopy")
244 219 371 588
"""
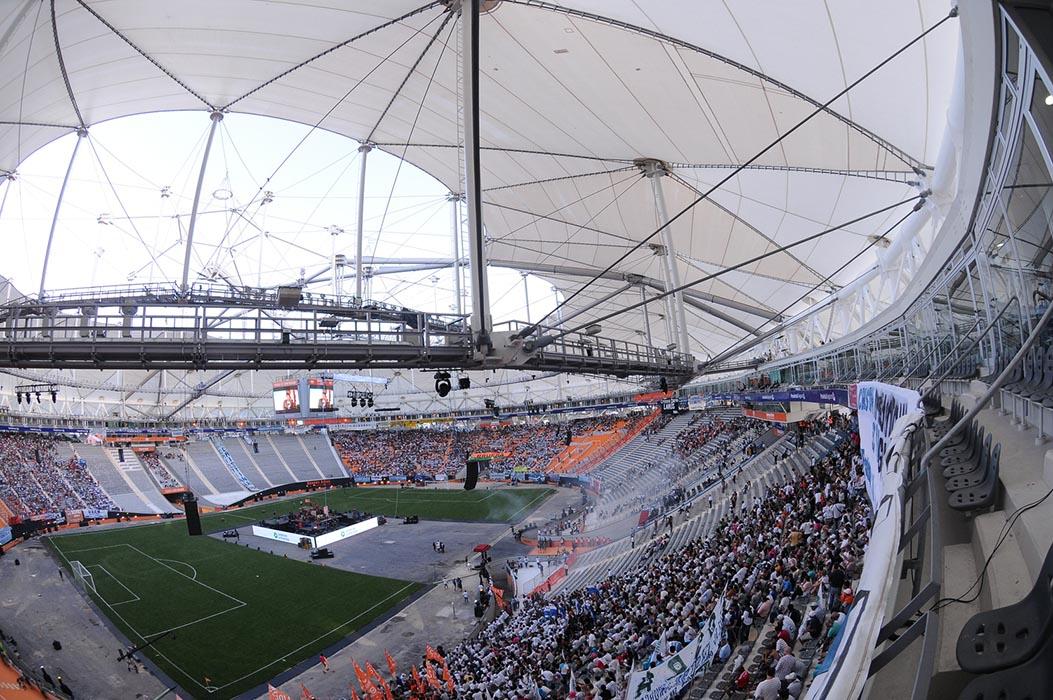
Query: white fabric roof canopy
0 0 959 359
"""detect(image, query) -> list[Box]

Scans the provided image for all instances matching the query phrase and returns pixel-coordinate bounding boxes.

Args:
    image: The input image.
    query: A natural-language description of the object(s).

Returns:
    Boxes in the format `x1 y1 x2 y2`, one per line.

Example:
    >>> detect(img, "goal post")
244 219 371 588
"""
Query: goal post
70 560 95 595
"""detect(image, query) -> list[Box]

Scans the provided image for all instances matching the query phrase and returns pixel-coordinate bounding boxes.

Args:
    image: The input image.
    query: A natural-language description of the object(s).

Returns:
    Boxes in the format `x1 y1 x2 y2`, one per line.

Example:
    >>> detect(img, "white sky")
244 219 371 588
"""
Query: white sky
0 111 559 325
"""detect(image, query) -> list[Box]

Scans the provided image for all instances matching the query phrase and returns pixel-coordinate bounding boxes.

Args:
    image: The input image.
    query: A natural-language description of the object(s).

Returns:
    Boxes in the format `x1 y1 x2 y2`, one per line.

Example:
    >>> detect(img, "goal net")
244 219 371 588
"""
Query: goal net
70 560 95 595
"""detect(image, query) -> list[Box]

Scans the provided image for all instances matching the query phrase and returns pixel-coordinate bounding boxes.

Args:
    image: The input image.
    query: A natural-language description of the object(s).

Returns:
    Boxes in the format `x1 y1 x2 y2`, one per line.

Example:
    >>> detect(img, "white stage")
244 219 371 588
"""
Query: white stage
251 516 380 548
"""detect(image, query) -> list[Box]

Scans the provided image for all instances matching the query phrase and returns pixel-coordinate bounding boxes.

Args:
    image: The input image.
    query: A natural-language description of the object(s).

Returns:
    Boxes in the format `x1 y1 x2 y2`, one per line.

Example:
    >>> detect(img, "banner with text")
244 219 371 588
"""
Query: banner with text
855 382 919 508
626 597 724 700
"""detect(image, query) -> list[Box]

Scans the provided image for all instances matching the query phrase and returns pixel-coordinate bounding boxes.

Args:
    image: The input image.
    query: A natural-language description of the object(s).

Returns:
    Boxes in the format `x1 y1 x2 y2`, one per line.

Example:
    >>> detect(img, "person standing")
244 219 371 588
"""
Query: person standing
319 654 331 673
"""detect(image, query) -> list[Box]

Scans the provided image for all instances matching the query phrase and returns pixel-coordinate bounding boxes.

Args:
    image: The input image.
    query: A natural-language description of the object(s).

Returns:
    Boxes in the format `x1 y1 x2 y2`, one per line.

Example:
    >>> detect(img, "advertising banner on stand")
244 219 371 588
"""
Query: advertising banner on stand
625 597 724 700
855 382 919 508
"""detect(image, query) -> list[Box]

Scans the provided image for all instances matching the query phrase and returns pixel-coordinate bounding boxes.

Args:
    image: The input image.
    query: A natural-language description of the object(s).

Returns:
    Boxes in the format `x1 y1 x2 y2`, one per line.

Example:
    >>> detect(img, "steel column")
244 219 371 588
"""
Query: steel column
449 194 463 316
640 285 654 348
644 162 692 355
461 0 492 349
355 143 372 301
40 128 87 298
521 272 531 323
181 112 223 290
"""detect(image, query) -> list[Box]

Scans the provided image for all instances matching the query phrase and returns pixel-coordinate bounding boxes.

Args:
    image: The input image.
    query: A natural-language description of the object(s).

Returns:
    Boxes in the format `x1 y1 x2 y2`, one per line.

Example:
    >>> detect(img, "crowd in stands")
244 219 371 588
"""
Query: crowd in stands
331 416 639 477
138 451 181 489
408 412 866 699
674 417 736 459
0 434 114 517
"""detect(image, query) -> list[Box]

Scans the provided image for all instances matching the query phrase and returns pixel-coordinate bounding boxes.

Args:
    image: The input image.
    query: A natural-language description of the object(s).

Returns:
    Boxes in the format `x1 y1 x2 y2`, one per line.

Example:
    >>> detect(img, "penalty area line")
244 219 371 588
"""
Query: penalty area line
215 581 418 691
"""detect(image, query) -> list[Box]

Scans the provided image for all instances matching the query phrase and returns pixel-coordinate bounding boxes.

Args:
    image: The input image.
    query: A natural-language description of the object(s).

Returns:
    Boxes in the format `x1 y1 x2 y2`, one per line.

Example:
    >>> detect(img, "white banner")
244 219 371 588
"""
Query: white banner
252 525 306 545
806 400 924 700
626 596 724 700
314 516 379 547
855 382 920 508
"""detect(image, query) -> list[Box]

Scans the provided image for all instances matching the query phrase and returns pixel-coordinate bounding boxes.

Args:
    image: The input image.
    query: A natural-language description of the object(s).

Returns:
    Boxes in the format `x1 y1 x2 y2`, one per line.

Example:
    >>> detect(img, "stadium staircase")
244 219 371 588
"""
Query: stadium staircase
319 430 350 478
583 412 694 498
299 432 347 478
102 448 175 514
156 453 186 487
210 438 257 491
223 438 277 488
268 435 327 480
252 436 301 483
65 444 170 514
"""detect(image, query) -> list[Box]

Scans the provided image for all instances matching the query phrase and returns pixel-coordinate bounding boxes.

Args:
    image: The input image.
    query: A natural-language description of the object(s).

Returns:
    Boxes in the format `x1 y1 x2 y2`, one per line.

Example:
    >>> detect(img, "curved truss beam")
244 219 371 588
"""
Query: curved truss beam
71 0 215 110
221 2 446 110
488 257 781 320
669 162 921 185
49 0 84 128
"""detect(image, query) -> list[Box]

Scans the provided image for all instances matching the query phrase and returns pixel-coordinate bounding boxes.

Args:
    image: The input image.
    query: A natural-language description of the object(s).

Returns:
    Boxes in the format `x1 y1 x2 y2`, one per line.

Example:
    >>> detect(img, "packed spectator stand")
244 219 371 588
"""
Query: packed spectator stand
331 415 637 478
0 434 114 518
138 450 182 490
392 413 865 700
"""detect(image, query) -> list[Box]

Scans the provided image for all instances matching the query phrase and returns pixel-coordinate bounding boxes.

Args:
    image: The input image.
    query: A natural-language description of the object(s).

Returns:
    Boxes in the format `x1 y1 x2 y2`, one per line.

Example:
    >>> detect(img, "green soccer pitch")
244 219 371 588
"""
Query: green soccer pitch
47 487 551 699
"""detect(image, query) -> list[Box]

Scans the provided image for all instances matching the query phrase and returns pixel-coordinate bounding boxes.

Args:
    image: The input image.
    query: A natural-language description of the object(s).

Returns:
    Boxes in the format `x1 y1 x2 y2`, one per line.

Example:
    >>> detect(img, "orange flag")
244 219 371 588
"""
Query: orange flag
268 685 293 700
411 666 424 692
366 662 382 682
425 644 444 664
350 685 360 700
353 661 371 693
385 650 398 678
424 662 441 689
376 675 395 700
443 664 456 693
300 683 314 700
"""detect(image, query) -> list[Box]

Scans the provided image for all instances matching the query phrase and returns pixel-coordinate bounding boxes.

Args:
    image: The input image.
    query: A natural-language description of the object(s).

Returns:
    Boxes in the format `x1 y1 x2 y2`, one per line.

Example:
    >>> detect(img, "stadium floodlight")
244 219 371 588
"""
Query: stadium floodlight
434 371 451 397
35 391 41 403
15 392 21 404
50 390 57 403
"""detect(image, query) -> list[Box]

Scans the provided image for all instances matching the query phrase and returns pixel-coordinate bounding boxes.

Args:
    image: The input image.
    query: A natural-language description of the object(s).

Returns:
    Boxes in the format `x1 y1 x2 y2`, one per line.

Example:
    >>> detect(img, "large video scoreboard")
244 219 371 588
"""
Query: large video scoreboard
273 377 337 416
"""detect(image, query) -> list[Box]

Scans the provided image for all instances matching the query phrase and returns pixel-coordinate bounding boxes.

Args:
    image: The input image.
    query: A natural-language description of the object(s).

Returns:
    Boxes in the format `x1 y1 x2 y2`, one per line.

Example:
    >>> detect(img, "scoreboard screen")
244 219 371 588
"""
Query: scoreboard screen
272 379 301 415
308 378 336 412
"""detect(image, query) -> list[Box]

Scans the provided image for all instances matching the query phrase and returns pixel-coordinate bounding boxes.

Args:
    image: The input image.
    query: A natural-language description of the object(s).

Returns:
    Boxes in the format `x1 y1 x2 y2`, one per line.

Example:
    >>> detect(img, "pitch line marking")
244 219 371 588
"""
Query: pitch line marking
87 565 141 606
51 541 215 692
214 581 417 692
156 558 198 580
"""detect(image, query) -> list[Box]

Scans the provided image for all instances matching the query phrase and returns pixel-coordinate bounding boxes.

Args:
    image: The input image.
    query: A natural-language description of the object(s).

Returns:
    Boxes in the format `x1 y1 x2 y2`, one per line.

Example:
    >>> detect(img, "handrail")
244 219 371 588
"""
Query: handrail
894 299 1053 697
920 296 1018 401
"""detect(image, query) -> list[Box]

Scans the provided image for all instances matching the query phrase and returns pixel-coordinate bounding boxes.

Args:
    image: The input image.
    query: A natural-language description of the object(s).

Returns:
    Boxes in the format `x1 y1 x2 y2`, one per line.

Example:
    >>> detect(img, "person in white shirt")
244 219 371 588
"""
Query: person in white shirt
754 667 780 700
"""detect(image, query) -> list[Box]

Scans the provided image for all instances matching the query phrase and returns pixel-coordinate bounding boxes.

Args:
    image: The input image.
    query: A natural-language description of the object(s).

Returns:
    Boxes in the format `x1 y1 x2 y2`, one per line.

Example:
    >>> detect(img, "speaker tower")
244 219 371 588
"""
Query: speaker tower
464 460 479 490
185 496 202 536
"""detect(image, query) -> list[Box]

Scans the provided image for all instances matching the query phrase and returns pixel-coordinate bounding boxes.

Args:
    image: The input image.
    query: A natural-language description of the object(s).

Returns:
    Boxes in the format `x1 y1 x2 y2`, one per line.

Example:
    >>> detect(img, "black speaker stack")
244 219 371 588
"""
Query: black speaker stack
185 496 202 536
464 460 479 490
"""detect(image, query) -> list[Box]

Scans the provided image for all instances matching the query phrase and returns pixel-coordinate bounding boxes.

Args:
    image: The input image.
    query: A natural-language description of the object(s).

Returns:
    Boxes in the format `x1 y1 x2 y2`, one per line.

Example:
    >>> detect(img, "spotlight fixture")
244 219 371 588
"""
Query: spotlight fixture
458 376 471 391
15 383 58 408
434 371 452 397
